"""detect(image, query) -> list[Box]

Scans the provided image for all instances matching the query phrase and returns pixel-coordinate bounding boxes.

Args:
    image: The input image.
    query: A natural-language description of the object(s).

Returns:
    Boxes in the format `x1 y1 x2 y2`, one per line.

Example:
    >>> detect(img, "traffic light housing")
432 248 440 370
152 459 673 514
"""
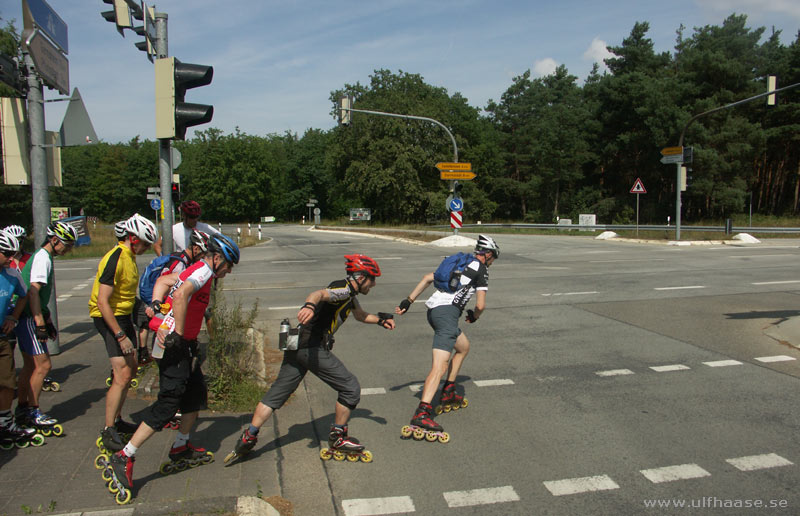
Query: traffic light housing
453 181 463 197
100 0 132 35
155 57 214 140
338 95 352 126
171 182 181 203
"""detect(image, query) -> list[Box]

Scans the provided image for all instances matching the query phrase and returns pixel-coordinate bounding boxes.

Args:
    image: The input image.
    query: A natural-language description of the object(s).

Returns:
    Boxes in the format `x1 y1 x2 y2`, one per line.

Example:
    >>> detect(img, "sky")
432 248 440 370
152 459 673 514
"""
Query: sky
4 0 799 143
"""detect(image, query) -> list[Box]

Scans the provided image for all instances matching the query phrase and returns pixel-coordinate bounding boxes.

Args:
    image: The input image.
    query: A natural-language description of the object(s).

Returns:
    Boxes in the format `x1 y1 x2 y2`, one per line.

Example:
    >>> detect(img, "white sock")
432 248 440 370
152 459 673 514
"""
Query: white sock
173 431 190 448
123 442 138 457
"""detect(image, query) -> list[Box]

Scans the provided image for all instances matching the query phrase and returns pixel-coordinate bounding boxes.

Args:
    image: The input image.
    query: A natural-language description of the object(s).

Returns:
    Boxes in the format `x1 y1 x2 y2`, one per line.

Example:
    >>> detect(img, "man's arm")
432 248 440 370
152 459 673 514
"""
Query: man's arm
395 272 434 315
169 280 197 336
353 298 396 329
297 289 329 325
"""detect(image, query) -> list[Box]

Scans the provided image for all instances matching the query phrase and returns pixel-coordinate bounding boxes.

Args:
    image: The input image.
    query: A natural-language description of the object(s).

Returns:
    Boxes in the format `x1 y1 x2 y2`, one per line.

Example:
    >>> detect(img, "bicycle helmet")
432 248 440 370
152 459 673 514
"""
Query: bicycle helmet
113 220 127 240
207 233 240 264
124 213 158 244
0 232 20 253
344 254 381 277
180 201 201 218
3 225 26 240
47 221 78 243
189 230 210 253
475 234 500 258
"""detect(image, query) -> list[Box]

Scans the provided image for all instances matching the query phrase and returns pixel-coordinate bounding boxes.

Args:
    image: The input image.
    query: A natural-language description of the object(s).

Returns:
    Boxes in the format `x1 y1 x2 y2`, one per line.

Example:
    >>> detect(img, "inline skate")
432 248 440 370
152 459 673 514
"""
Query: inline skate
401 402 450 443
41 376 61 392
105 368 141 389
0 420 45 449
94 450 133 505
19 408 63 437
164 411 182 430
159 442 214 474
223 428 258 466
434 383 469 415
320 424 373 463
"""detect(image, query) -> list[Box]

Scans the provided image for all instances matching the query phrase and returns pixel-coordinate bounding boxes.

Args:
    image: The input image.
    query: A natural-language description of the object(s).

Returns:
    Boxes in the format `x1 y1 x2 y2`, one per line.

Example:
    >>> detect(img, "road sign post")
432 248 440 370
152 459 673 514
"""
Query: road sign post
630 178 647 237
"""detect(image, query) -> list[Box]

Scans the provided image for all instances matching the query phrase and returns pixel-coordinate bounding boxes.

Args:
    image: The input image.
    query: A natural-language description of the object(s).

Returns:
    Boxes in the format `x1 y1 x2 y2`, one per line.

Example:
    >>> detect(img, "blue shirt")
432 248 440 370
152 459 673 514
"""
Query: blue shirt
0 268 27 336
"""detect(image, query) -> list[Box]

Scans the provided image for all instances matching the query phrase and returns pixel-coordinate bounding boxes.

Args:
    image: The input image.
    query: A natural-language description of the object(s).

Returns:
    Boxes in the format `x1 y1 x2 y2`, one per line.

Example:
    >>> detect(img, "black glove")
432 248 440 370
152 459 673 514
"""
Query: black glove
45 321 58 340
301 302 318 313
163 332 184 350
398 298 412 313
465 309 478 323
150 299 162 313
35 325 49 342
377 312 394 329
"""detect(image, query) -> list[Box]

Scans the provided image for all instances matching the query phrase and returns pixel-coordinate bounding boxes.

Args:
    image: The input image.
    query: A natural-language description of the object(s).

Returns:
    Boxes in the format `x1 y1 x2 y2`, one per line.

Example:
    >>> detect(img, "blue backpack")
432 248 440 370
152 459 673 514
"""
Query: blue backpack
433 252 474 293
138 253 186 303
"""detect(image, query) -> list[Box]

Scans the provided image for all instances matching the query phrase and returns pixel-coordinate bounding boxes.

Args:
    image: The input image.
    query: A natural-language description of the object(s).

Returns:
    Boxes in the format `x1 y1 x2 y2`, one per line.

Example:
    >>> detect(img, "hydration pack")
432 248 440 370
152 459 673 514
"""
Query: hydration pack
138 253 186 304
433 252 474 293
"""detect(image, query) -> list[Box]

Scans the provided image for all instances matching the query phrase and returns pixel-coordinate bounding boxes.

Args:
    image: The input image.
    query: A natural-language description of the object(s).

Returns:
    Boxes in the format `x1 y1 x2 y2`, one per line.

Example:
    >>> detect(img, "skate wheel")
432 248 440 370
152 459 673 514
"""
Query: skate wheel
412 428 425 440
31 434 45 447
434 405 443 415
0 441 13 450
346 453 359 462
106 377 112 387
202 452 214 464
461 398 469 408
101 468 113 482
51 382 61 392
159 462 174 475
42 384 51 392
223 451 238 465
438 432 451 444
52 424 64 437
425 431 438 442
319 448 332 460
95 453 109 469
443 405 452 413
360 451 374 463
108 480 119 494
40 428 52 437
130 379 139 389
175 461 188 471
115 489 132 505
14 439 30 449
400 425 413 439
96 436 104 448
333 451 346 461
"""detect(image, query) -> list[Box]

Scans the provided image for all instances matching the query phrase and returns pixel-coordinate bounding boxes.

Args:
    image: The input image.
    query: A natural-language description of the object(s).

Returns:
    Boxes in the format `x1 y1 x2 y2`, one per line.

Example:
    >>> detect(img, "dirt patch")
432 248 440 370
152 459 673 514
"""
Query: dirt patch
264 495 294 516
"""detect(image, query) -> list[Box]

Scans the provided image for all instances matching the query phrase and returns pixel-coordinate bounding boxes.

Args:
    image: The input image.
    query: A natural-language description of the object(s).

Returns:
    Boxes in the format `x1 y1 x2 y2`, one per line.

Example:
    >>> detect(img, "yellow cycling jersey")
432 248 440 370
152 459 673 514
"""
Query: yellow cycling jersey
88 244 139 317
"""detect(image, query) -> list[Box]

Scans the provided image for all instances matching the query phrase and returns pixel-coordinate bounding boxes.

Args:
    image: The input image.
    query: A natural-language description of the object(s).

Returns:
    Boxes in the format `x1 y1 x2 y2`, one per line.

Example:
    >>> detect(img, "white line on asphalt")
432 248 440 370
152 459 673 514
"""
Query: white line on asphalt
751 280 800 285
543 475 620 496
57 295 72 301
409 384 423 392
443 485 520 508
271 260 317 264
473 379 515 387
650 364 691 372
595 369 635 377
729 254 794 259
654 286 706 291
55 267 93 271
541 291 599 296
71 284 88 290
267 306 300 310
726 453 794 471
703 360 743 367
640 463 711 483
361 388 386 395
533 266 571 270
590 259 665 263
754 355 797 363
342 496 415 516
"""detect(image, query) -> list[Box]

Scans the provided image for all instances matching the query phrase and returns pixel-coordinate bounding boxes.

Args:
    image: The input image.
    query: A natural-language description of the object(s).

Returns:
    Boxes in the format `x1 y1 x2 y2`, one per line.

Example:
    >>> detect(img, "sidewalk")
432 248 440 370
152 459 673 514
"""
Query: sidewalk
0 321 283 516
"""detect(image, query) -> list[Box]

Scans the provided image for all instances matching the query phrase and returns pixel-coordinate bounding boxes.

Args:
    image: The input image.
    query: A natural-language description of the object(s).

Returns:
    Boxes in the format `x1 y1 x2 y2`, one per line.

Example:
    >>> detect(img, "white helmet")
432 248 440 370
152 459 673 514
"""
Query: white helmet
475 234 500 258
113 220 128 239
125 213 158 244
3 225 26 239
0 231 21 253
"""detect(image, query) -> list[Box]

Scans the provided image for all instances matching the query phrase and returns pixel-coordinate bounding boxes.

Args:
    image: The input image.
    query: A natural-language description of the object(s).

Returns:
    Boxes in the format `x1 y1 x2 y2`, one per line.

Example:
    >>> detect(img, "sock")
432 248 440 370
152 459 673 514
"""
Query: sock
247 424 260 436
173 431 190 448
122 442 138 457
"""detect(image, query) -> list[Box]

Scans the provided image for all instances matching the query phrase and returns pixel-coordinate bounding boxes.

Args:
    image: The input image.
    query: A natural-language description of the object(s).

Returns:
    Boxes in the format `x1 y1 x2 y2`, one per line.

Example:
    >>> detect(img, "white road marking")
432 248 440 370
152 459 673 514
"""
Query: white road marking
57 295 72 301
729 254 793 259
595 369 635 377
543 474 620 496
541 291 599 297
409 384 423 392
640 463 711 483
654 285 705 291
650 364 691 372
55 267 92 271
342 496 415 516
267 306 301 310
751 280 800 285
360 388 386 395
755 355 797 363
271 260 317 264
473 379 515 387
726 453 793 471
703 360 743 367
71 284 86 290
443 485 520 508
590 259 665 263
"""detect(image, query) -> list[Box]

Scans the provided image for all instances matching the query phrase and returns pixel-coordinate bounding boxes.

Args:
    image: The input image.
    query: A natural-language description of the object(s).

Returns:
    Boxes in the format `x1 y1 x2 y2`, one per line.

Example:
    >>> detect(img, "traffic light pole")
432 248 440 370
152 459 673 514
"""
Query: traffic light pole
154 12 175 254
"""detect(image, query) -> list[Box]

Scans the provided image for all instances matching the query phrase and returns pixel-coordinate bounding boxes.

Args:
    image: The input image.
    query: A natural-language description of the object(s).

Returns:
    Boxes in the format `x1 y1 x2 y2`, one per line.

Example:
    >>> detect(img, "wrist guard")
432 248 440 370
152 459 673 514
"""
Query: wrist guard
301 302 318 313
35 325 49 341
377 312 394 329
398 298 412 312
163 332 184 350
150 300 162 313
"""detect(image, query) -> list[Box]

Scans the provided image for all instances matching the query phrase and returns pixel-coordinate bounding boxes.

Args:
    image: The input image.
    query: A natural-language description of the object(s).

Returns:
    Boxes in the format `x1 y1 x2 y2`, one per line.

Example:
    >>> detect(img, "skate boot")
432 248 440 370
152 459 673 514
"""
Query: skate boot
223 428 258 466
320 424 373 463
41 376 61 392
97 426 125 454
402 402 450 443
114 418 139 440
435 383 469 415
0 419 45 450
20 408 63 437
93 451 134 505
164 411 182 430
159 442 214 474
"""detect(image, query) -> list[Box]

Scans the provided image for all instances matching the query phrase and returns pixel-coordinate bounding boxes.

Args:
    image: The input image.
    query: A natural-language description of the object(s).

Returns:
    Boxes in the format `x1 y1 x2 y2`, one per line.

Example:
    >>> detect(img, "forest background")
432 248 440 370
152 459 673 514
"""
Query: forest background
1 14 799 229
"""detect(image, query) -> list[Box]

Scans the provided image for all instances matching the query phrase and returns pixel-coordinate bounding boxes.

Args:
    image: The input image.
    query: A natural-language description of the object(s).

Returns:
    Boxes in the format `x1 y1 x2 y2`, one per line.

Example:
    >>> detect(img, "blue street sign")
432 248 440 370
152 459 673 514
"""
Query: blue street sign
449 198 464 212
150 199 161 210
24 0 68 54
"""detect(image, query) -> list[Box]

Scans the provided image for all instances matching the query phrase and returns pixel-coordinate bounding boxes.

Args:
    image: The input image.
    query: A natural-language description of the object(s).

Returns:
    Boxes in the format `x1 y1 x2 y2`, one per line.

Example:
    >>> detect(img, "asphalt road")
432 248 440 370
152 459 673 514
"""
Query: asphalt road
36 226 800 515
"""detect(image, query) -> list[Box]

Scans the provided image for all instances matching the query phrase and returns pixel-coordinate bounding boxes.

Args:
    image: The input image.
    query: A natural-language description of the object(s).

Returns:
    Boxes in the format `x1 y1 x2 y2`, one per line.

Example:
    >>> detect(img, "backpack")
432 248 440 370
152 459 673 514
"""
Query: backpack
433 252 474 293
138 253 186 304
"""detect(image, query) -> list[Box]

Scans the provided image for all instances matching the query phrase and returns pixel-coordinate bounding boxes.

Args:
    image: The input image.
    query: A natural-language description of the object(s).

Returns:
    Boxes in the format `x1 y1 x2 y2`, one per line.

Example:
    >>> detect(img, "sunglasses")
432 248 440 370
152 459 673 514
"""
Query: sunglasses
1 250 16 258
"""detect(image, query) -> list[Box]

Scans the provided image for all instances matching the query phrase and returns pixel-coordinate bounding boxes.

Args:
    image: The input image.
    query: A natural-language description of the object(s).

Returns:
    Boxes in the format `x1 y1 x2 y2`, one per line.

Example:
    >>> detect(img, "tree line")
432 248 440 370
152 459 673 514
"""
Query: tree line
1 14 799 228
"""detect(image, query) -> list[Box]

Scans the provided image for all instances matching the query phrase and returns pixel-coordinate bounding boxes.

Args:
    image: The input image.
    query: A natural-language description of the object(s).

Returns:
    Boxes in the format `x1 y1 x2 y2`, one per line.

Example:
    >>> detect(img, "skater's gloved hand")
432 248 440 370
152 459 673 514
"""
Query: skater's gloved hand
376 312 395 330
465 309 478 323
396 298 412 314
45 321 58 340
146 299 162 318
163 332 185 350
35 325 49 342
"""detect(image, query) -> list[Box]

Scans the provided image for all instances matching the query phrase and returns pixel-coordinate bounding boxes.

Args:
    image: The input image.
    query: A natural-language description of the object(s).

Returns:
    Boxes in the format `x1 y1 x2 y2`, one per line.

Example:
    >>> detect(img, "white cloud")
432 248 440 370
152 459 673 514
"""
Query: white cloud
533 58 558 77
583 37 613 66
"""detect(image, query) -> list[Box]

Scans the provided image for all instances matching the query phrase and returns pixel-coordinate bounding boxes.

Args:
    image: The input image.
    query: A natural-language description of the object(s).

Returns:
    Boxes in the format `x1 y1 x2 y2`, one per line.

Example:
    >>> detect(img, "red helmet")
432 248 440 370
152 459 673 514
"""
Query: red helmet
345 254 381 277
180 200 201 217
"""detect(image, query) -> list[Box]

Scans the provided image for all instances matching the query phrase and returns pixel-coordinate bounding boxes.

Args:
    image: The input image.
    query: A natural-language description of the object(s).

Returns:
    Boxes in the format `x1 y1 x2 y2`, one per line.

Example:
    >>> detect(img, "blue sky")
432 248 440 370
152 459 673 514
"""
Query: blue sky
5 0 799 143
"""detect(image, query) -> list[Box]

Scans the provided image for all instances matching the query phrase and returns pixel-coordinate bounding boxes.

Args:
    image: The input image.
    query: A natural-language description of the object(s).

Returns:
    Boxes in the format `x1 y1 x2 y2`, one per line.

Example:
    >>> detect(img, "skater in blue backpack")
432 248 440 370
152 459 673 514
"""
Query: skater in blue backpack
395 235 499 442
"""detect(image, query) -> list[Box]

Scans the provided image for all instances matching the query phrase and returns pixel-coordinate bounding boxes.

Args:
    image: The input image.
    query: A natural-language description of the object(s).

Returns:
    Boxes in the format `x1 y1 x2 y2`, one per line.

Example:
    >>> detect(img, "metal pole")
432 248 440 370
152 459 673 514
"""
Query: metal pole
675 162 682 240
154 12 174 254
636 193 640 237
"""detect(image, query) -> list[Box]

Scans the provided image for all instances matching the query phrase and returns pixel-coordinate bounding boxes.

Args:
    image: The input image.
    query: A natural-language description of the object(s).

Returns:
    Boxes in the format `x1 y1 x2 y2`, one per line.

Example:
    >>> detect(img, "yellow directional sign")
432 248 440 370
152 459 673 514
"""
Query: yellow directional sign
440 170 477 180
661 146 683 156
436 162 472 171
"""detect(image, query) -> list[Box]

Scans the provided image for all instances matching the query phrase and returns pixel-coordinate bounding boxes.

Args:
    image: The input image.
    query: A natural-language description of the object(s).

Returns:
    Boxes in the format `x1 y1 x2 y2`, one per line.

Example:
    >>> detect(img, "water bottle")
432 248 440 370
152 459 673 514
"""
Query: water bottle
279 318 290 351
151 313 175 359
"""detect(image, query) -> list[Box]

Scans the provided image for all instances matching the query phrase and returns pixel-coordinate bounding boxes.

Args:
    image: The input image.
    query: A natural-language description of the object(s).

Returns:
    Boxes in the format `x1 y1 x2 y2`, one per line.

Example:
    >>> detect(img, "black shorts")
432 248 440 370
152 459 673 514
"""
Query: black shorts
133 297 150 330
93 316 136 358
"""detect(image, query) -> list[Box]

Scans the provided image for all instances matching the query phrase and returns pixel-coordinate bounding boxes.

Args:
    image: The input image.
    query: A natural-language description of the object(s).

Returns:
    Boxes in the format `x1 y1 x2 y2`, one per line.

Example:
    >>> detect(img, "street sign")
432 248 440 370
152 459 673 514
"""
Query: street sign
149 198 161 209
440 170 477 180
661 146 683 156
146 193 160 200
24 30 69 95
449 198 464 212
630 178 647 194
660 154 683 164
306 203 315 207
147 186 160 193
436 162 471 171
450 210 463 229
22 0 68 54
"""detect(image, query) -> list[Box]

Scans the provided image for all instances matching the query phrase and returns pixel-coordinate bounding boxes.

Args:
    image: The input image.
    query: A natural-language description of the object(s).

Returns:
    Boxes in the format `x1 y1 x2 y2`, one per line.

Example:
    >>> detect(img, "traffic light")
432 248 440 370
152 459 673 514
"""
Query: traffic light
155 57 214 140
338 95 352 126
683 146 693 164
171 182 181 203
100 0 132 35
453 181 463 198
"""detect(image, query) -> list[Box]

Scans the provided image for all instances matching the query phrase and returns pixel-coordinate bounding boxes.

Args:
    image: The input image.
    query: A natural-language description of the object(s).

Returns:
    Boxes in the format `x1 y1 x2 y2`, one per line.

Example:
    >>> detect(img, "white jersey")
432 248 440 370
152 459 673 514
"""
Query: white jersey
171 221 219 252
425 258 489 311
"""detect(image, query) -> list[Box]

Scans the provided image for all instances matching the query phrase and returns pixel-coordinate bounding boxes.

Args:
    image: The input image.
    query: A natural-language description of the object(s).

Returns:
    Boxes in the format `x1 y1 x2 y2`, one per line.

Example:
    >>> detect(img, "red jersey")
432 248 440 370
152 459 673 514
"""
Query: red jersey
156 260 214 340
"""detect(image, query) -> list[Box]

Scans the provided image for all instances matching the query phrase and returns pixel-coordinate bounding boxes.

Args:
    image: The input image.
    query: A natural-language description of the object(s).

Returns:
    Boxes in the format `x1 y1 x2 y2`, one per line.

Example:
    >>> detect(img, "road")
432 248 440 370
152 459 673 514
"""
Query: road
44 226 800 515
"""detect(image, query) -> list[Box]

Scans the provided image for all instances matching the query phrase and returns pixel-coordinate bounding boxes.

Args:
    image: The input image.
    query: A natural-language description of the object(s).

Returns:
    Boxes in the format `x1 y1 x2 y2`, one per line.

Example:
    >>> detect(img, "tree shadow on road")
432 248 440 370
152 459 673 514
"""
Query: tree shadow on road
724 309 800 321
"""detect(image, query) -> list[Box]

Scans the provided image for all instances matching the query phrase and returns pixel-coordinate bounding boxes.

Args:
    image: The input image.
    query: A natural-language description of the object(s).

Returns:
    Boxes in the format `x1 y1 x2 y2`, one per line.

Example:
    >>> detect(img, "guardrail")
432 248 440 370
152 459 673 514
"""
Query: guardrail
431 223 800 234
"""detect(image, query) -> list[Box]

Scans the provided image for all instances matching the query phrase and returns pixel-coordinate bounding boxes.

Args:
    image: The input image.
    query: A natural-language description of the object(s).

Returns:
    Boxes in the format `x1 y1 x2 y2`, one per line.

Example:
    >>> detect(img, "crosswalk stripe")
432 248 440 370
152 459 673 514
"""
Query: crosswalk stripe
640 463 711 483
726 453 793 471
543 475 619 496
443 485 519 508
342 496 415 516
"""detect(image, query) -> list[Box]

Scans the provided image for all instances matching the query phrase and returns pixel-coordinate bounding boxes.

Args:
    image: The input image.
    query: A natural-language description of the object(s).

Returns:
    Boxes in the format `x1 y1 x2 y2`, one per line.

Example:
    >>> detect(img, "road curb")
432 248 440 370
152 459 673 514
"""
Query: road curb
50 495 279 516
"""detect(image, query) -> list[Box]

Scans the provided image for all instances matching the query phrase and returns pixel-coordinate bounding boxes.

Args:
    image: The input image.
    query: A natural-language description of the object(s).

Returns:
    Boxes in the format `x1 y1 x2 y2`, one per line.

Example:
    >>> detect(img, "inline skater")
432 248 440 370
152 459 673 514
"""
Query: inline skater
394 235 499 441
14 221 77 434
2 225 31 352
89 214 158 452
224 254 395 465
152 200 219 255
104 234 239 492
0 232 42 449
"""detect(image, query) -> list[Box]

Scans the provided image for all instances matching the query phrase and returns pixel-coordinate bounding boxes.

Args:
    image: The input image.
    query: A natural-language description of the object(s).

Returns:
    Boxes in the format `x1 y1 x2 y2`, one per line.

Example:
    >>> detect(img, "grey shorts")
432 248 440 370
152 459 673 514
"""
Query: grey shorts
427 304 462 352
0 336 15 390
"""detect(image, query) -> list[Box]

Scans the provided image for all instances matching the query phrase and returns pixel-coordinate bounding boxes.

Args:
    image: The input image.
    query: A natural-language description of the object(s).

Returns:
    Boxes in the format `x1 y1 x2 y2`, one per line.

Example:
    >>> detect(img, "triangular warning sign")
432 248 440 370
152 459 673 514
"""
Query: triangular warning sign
630 178 647 194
